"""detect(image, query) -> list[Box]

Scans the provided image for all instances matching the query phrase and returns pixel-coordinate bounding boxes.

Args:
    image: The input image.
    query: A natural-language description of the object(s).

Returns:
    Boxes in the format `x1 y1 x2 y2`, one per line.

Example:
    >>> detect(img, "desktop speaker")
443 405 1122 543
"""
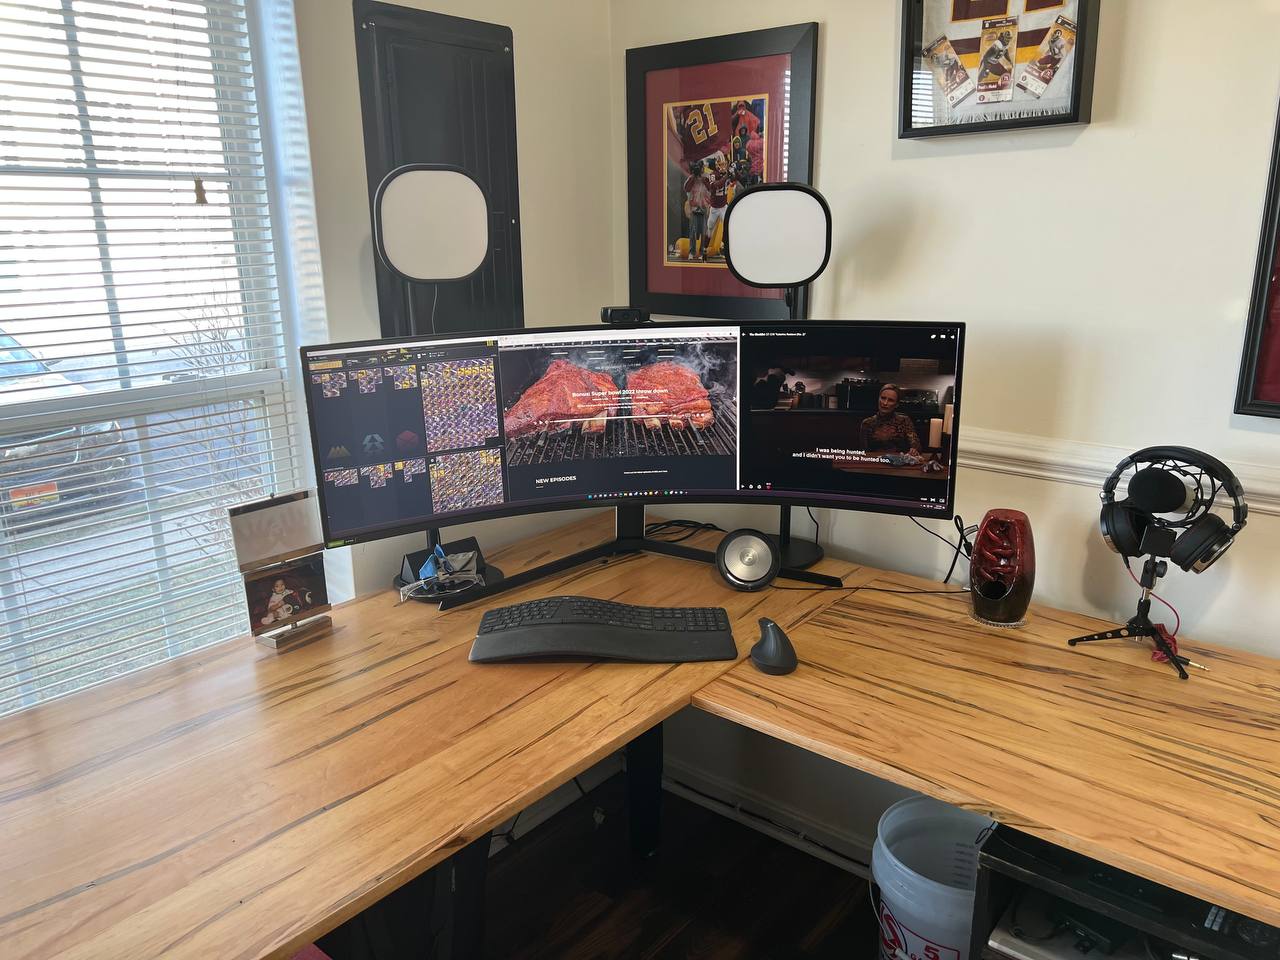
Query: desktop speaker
716 529 781 591
969 509 1035 627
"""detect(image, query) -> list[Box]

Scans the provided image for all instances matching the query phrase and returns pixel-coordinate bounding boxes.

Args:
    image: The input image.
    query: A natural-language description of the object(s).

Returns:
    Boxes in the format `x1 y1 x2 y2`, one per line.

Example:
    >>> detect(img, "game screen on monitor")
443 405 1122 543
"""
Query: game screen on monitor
302 321 962 545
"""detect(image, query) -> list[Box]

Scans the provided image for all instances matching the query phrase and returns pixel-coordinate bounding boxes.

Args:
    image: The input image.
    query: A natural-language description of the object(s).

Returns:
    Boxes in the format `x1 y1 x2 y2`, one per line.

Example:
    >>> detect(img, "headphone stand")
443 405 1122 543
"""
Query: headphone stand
1066 557 1189 679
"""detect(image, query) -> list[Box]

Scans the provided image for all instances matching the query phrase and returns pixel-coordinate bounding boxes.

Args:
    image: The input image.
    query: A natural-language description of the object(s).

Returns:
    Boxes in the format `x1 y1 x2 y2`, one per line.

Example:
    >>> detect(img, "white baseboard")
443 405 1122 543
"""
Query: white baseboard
960 426 1280 517
663 755 875 873
491 751 878 875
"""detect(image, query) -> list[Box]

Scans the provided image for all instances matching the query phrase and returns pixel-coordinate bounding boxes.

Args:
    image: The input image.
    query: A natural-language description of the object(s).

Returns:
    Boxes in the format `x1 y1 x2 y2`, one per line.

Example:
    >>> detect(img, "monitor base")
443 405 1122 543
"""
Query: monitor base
436 505 841 611
769 504 824 570
768 535 824 570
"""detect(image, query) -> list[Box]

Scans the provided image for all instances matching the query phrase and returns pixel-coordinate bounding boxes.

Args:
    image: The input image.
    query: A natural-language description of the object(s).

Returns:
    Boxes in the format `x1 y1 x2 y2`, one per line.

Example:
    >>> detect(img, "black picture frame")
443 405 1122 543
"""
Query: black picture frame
1235 100 1280 419
625 23 819 321
899 0 1099 139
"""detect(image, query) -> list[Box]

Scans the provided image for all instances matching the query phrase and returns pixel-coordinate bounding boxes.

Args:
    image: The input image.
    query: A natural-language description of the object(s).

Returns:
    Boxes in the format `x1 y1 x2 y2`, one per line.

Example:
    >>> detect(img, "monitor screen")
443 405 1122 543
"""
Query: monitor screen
301 320 963 546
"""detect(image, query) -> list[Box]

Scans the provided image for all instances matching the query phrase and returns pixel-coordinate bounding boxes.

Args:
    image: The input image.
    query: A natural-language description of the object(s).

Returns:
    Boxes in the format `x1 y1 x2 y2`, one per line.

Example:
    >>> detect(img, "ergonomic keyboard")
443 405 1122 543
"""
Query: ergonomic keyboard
468 596 737 664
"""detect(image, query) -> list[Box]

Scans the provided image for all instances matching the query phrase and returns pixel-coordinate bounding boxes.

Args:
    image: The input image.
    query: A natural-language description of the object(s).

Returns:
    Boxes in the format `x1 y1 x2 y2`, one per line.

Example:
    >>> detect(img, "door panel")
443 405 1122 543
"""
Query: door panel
355 1 524 336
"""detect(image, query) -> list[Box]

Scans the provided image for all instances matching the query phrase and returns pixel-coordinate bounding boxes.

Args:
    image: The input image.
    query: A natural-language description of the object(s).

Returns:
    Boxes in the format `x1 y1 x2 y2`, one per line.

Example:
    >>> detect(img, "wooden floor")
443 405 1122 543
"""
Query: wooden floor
484 774 878 959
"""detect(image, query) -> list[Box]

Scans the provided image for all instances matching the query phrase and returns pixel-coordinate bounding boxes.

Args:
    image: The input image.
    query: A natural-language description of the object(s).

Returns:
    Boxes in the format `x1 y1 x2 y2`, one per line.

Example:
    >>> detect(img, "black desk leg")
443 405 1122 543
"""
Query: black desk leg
626 723 663 859
314 867 434 960
314 829 491 960
433 830 492 960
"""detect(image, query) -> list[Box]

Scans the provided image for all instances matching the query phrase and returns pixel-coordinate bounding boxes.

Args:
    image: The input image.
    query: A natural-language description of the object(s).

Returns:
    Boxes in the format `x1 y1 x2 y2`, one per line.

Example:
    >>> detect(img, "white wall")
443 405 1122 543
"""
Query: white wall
603 0 1280 854
606 0 1280 651
295 0 613 592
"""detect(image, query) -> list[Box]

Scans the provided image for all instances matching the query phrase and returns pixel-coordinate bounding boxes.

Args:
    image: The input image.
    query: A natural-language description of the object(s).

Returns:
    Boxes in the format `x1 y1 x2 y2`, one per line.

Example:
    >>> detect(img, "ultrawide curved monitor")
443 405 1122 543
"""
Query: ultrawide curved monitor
301 320 964 547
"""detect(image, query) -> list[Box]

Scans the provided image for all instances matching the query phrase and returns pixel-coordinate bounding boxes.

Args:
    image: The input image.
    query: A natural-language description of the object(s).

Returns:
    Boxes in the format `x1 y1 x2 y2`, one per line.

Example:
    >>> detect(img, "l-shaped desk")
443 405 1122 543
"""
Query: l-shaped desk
2 513 1278 959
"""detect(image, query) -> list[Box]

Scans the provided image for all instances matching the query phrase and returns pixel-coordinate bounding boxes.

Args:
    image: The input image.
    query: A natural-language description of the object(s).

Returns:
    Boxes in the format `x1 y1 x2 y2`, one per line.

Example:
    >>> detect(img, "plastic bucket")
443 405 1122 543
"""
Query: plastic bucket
871 796 992 960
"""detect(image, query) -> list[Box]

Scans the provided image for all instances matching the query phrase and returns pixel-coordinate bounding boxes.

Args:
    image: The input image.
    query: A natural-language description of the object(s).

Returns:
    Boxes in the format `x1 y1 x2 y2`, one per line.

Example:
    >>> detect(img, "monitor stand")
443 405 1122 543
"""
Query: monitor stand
767 504 824 570
436 503 843 611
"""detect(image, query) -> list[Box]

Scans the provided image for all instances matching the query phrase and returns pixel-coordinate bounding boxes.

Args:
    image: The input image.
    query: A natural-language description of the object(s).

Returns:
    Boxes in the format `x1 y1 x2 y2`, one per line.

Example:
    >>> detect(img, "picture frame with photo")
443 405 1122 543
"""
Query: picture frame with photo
899 0 1099 139
244 552 331 639
625 23 818 320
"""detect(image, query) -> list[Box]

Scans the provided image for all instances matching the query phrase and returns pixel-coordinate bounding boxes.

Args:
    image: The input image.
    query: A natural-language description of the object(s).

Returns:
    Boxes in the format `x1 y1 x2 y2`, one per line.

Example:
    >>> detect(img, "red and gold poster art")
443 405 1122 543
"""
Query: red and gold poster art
661 95 768 268
645 60 788 301
626 24 818 319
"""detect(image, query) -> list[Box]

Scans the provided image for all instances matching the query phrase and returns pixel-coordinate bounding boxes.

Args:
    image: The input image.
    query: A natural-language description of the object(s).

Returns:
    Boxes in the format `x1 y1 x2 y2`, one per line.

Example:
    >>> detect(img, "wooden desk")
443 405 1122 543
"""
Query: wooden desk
0 515 860 960
694 569 1280 928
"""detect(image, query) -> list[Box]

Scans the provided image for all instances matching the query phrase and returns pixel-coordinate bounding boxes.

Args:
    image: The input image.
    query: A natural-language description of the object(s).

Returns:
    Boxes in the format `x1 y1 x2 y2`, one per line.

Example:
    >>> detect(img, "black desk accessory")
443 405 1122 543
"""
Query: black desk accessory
973 826 1279 960
1068 555 1192 680
750 617 797 675
600 305 651 324
395 537 505 603
1069 447 1248 679
768 504 824 570
435 505 840 611
468 596 736 664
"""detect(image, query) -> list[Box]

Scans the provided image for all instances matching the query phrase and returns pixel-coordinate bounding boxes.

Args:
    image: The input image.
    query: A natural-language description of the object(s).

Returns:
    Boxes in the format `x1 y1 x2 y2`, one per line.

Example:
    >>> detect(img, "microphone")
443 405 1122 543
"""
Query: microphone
1127 466 1192 514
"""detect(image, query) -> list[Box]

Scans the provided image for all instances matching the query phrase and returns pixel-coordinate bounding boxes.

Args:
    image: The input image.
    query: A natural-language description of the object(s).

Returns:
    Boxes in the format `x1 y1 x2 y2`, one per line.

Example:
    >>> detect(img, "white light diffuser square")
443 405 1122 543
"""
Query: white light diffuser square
725 185 831 288
376 166 489 282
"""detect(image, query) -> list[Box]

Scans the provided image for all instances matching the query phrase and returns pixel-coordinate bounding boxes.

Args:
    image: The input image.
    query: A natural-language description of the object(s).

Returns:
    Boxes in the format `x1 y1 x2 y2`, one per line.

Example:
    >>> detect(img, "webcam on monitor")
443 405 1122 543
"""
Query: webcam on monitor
600 306 652 325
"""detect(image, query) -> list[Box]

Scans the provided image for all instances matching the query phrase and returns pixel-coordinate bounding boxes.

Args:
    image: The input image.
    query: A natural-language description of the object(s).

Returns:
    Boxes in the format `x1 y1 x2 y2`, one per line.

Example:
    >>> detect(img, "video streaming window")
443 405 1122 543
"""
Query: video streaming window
738 324 961 511
498 327 738 502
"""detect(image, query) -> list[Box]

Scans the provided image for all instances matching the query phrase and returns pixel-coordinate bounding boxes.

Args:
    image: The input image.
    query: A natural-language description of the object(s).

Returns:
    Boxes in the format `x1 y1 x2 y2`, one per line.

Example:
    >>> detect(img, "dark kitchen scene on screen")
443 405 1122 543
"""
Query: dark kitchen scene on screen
738 324 960 503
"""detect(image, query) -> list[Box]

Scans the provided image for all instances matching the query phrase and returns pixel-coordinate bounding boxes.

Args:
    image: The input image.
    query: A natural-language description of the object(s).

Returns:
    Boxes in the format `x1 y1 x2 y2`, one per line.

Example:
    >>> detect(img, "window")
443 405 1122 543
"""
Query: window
0 0 320 713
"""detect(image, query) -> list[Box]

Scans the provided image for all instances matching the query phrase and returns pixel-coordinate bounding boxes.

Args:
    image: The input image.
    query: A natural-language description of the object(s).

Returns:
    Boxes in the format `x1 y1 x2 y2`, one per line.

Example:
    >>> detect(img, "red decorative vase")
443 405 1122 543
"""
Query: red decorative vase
969 509 1035 627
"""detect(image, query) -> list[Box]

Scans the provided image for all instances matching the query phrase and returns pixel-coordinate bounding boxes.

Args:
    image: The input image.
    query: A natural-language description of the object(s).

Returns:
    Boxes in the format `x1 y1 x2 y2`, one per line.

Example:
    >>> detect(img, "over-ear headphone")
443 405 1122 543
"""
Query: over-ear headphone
1099 446 1247 572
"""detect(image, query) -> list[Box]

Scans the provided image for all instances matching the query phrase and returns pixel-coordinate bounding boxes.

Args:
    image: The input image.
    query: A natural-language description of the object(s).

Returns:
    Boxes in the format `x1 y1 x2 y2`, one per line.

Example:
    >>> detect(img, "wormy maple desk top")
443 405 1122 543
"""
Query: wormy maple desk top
694 569 1280 928
0 514 860 960
3 510 1277 959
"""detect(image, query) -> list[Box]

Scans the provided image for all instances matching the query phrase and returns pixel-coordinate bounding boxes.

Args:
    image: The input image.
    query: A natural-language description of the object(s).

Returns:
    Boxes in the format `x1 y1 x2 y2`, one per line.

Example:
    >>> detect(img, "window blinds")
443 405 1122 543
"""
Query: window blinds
0 0 307 713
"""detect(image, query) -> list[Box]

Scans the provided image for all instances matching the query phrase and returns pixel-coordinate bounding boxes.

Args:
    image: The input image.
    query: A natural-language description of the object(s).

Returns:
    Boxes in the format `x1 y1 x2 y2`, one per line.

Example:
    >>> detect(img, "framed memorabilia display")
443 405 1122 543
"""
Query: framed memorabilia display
625 23 818 320
899 0 1099 139
1237 102 1280 418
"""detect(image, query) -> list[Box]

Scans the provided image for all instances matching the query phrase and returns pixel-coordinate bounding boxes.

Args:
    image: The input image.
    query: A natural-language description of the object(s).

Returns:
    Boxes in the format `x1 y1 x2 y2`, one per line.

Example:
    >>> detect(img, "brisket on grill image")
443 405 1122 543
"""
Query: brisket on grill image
503 359 620 437
626 361 713 430
499 339 737 469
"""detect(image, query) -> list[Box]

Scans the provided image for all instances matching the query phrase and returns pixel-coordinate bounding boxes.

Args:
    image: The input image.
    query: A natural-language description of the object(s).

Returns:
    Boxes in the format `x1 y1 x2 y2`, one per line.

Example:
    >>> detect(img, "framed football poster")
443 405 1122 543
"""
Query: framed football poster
899 0 1099 138
625 23 818 320
1236 99 1280 418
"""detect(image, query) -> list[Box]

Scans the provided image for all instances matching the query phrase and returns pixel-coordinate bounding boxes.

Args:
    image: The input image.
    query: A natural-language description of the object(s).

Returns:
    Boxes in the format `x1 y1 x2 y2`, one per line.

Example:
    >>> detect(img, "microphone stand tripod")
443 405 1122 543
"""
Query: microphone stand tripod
1066 555 1189 679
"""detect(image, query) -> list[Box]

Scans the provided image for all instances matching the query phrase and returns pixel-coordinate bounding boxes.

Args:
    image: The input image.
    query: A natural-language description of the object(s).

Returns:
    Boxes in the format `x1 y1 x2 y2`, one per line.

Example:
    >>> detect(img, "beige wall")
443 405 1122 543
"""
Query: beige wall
295 0 614 592
599 0 1280 854
606 0 1280 654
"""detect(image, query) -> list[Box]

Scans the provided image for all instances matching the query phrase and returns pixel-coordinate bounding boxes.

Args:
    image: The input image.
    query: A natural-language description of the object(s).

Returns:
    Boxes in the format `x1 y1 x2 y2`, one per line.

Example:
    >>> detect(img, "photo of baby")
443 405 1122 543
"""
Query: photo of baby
244 553 329 636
